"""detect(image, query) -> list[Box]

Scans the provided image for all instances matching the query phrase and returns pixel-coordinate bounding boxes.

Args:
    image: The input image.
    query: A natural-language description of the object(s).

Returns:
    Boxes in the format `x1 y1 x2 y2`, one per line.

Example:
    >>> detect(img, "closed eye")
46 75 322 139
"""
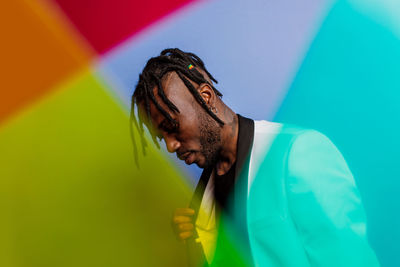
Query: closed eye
159 119 179 134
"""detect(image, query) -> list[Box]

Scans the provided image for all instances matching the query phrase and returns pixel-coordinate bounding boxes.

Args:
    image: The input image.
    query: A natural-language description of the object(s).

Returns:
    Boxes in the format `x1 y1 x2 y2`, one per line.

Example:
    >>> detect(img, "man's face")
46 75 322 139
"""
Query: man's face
142 72 222 169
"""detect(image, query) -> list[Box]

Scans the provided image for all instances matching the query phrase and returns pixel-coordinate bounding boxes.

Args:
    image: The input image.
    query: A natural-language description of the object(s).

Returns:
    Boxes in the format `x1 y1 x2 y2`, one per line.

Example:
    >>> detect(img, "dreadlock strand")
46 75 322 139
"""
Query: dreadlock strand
147 84 175 125
134 90 149 155
129 101 140 167
160 58 221 97
151 73 180 114
142 81 152 123
176 71 224 125
156 63 224 125
161 64 207 90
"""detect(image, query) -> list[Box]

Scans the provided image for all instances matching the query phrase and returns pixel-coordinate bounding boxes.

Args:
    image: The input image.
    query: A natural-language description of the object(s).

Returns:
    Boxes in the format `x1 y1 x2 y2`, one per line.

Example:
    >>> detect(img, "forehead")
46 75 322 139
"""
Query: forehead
160 72 194 104
141 72 197 125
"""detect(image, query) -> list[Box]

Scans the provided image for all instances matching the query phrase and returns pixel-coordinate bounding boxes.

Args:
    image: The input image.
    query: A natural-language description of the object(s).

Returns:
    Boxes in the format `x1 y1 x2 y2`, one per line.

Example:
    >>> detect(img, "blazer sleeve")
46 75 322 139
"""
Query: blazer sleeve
286 130 379 267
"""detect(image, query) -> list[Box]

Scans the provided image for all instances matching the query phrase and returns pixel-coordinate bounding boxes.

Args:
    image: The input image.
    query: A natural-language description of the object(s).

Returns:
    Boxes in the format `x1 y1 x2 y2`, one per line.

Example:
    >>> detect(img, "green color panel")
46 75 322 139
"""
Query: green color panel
274 1 400 266
0 70 191 267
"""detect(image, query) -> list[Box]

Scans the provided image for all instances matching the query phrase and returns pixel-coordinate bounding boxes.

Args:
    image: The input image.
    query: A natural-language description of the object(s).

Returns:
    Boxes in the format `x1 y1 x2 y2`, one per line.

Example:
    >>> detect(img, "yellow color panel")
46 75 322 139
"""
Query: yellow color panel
0 70 191 267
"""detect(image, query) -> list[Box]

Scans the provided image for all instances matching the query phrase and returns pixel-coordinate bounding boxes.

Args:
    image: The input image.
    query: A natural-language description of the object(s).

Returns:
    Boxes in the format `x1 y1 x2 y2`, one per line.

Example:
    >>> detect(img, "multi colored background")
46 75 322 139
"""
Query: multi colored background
1 0 399 266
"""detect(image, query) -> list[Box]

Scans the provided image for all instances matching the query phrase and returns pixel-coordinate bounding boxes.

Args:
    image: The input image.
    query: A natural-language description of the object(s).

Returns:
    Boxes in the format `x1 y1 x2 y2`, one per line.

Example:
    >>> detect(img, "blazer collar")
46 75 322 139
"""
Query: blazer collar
233 114 254 225
227 114 255 266
235 114 255 182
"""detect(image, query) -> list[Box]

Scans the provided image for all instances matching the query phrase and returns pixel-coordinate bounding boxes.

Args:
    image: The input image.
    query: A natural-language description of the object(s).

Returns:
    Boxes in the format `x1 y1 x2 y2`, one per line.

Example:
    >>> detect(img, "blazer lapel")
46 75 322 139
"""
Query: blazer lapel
234 114 255 219
233 114 255 265
234 114 255 199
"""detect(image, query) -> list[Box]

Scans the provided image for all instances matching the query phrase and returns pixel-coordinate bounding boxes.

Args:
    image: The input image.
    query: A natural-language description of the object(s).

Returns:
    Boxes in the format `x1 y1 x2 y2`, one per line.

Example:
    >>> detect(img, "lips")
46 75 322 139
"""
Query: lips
184 153 194 165
177 151 189 160
177 151 194 164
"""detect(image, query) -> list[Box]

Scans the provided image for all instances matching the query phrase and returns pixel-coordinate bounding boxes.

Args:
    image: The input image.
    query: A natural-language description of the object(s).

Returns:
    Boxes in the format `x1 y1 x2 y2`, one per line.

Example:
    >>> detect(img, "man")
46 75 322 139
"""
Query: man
131 48 379 266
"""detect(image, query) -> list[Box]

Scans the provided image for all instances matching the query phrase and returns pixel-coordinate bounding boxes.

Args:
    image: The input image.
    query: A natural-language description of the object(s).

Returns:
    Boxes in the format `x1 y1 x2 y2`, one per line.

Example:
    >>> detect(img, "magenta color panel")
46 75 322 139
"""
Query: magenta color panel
53 0 198 54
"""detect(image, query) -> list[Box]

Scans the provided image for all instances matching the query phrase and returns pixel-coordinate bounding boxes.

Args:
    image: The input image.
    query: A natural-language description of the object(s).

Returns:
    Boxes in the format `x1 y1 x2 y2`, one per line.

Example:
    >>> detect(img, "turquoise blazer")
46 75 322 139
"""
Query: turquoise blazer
210 117 379 266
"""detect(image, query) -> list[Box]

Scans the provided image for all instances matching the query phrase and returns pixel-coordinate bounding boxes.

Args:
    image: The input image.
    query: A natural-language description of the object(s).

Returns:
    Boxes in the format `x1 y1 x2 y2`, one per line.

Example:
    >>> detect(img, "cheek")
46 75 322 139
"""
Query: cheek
178 118 201 143
178 131 202 151
179 134 201 149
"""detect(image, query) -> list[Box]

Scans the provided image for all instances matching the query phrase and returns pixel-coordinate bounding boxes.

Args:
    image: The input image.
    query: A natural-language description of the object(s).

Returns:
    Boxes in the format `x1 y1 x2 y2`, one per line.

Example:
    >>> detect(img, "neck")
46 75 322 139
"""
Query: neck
215 106 239 176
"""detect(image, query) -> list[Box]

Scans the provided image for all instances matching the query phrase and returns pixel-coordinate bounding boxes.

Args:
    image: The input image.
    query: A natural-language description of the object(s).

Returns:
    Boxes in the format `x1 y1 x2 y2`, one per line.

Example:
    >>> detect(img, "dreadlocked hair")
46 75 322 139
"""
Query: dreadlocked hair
130 48 224 164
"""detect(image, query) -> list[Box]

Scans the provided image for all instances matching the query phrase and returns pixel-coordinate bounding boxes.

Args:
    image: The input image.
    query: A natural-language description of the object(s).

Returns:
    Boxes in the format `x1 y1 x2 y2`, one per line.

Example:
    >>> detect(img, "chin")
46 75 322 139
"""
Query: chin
195 161 204 168
195 158 206 169
195 154 216 169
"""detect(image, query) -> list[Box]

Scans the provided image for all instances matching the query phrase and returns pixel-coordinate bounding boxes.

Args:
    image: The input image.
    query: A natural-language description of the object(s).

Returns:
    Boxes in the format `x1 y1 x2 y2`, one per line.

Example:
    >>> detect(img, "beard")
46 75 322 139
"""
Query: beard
198 111 222 168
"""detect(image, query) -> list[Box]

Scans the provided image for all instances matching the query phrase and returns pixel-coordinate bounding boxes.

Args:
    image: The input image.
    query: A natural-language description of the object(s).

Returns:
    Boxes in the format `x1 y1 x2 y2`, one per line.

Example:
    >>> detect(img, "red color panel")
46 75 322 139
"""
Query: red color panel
53 0 197 54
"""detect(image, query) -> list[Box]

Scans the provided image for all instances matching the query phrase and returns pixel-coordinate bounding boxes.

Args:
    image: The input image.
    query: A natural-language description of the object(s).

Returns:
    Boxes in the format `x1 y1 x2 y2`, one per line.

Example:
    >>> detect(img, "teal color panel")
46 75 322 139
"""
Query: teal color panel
274 1 400 266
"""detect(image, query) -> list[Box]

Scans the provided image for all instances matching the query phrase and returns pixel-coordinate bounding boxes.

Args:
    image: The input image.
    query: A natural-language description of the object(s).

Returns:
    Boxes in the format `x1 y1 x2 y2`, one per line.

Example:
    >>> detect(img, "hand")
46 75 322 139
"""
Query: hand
172 208 195 242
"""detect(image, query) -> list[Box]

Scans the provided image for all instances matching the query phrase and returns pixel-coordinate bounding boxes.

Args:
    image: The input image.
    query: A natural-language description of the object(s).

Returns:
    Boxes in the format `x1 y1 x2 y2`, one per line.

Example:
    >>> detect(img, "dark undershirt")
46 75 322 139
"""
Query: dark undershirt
213 162 236 216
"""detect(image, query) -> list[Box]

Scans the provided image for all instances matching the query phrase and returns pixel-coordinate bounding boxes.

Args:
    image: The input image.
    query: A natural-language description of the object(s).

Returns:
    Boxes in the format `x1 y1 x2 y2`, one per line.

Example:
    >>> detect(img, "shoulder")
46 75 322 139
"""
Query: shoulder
253 120 312 138
253 120 319 151
287 129 349 175
253 120 336 149
251 120 343 170
249 120 315 174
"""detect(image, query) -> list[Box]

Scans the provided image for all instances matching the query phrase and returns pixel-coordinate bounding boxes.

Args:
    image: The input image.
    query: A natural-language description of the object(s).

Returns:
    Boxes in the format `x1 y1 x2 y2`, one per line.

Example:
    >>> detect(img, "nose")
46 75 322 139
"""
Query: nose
164 135 181 153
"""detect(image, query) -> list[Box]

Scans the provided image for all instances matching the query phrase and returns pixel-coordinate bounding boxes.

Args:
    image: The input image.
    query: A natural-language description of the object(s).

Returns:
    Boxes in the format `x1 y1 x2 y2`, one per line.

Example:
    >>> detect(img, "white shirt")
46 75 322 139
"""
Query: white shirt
195 171 217 263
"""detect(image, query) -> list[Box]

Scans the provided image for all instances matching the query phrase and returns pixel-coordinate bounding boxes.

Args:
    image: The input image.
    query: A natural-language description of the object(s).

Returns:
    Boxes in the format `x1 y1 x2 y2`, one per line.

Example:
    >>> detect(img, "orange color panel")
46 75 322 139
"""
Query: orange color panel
0 0 94 124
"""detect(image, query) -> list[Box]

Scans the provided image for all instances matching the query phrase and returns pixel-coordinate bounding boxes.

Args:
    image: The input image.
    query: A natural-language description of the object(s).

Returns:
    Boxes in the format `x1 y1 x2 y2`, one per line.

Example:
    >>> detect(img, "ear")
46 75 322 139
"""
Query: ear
198 83 214 106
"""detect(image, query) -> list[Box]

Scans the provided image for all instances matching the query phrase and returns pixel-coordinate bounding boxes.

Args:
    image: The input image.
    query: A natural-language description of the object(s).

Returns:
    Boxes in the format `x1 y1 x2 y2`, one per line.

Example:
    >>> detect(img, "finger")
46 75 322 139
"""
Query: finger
174 208 195 216
173 215 192 224
179 231 194 240
178 223 194 231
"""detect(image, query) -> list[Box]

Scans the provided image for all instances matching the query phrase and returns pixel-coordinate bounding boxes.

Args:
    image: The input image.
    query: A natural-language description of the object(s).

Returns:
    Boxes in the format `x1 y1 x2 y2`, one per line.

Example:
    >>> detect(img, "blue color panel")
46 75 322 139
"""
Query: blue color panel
95 0 329 180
